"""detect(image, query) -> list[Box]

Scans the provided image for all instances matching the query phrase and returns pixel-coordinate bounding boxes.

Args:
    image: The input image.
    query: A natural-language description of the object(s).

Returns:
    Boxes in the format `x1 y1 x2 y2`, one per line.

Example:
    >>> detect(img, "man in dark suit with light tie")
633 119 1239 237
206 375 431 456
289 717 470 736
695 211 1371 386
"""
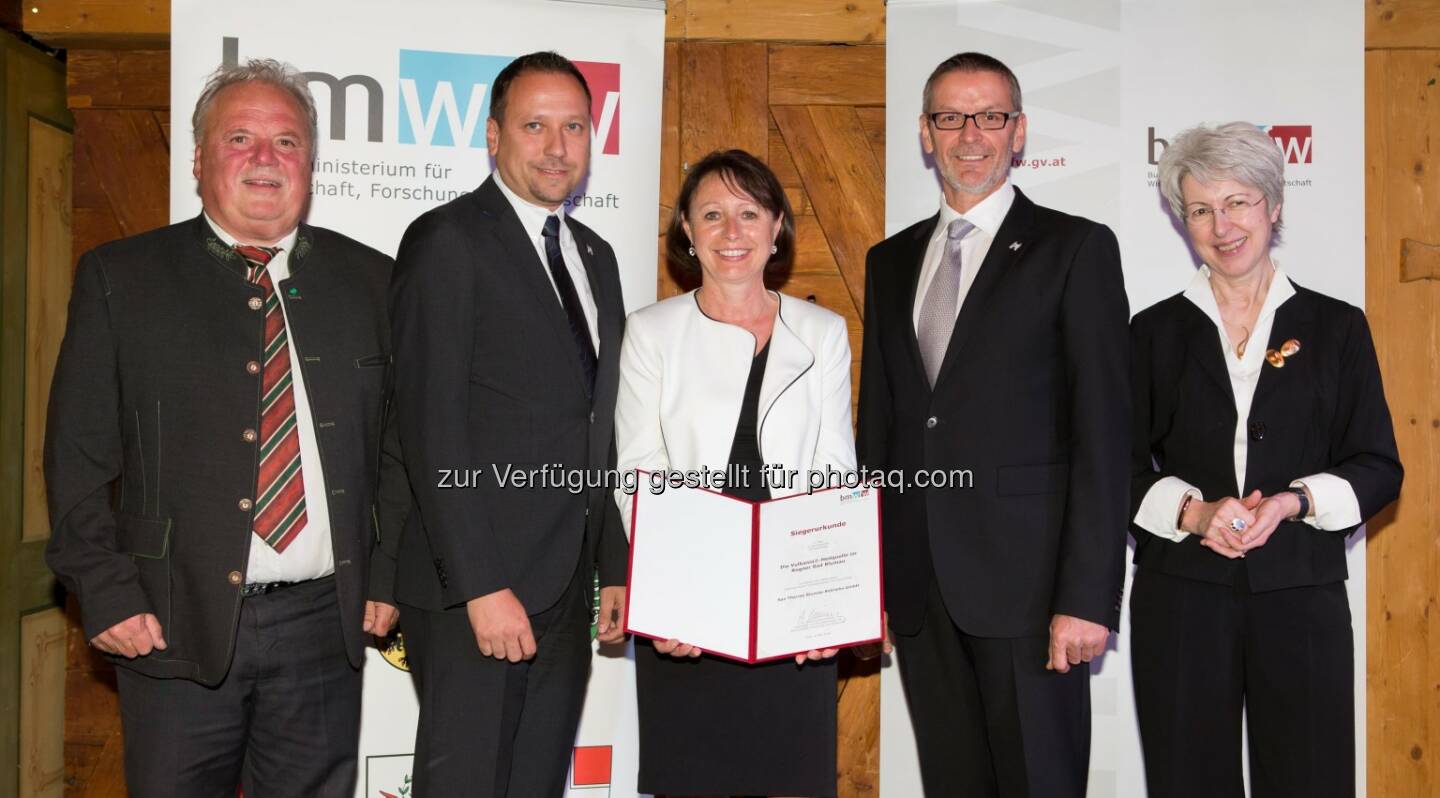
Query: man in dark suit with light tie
45 59 401 796
857 52 1130 797
388 51 629 797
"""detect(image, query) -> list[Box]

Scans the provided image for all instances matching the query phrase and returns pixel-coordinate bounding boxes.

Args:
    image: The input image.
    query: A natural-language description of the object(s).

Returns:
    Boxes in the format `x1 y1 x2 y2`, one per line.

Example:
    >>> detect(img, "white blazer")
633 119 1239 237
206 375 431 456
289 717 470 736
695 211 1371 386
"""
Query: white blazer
614 290 857 538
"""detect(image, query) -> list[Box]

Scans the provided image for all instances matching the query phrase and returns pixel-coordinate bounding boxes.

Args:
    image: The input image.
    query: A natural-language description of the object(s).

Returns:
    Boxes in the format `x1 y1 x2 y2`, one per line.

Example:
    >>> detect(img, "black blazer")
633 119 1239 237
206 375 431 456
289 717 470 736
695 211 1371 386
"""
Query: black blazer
1129 281 1402 590
858 188 1131 637
44 216 400 685
388 176 627 615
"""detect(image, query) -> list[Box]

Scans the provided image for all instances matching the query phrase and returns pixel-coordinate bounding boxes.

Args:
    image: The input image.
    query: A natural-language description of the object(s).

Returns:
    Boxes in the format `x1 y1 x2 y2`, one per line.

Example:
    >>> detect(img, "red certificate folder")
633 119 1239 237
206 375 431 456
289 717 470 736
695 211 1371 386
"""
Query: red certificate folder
623 471 883 664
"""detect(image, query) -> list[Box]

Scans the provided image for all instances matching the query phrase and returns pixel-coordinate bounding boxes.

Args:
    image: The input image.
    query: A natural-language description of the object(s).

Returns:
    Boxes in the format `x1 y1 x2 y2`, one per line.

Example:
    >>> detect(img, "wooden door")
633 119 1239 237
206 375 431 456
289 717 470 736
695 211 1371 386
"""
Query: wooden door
0 28 72 798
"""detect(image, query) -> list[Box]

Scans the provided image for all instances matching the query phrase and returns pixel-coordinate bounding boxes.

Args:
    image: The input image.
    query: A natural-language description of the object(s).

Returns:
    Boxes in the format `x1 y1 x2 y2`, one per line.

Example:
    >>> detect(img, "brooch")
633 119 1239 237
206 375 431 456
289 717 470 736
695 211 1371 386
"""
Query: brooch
1265 338 1301 368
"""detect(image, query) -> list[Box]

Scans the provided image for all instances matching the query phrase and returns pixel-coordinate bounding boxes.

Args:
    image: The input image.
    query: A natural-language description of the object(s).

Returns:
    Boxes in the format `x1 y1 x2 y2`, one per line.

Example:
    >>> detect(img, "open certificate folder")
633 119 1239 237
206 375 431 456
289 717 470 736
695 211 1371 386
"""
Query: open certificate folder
624 475 883 663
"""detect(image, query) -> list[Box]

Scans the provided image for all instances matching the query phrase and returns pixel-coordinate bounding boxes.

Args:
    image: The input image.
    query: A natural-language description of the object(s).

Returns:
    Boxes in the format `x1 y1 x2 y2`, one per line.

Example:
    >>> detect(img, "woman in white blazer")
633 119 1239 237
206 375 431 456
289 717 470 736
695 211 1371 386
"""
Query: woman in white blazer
614 150 855 798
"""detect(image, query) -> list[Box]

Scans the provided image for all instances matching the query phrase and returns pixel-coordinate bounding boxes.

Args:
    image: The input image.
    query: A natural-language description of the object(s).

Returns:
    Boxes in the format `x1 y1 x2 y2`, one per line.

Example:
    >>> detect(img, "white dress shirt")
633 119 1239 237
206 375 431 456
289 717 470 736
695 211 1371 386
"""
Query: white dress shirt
912 181 1016 330
493 171 600 349
1134 264 1363 541
204 213 335 584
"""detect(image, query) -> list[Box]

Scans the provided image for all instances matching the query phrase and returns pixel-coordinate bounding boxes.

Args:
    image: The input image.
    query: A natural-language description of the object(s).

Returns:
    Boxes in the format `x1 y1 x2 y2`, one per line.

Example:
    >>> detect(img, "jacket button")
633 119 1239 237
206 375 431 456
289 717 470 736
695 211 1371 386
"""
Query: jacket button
228 570 242 585
238 498 253 511
242 428 257 443
925 416 939 429
1249 422 1266 441
248 296 264 311
246 360 261 375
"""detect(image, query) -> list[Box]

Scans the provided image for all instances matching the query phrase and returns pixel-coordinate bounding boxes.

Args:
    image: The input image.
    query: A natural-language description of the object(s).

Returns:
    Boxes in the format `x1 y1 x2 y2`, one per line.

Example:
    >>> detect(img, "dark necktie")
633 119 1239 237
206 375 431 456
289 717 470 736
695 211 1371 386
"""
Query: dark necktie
235 244 307 552
541 214 597 398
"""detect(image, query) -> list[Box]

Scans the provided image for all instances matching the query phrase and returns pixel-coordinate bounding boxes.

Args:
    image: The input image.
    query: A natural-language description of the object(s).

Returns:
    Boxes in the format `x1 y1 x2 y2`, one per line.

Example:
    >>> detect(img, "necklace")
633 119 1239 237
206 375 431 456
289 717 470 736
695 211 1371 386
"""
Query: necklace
1234 326 1251 358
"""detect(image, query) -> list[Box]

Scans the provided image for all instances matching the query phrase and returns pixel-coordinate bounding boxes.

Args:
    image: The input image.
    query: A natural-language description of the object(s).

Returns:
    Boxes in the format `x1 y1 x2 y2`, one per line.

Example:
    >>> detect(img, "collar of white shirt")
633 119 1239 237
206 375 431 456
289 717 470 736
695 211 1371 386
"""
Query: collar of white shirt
933 180 1016 241
202 211 299 257
1182 262 1297 336
493 169 570 249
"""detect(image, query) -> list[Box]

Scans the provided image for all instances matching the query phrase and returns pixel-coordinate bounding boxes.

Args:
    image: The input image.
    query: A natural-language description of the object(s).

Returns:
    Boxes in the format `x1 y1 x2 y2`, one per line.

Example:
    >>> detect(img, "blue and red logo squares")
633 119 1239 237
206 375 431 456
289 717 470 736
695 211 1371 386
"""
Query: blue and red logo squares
397 49 621 154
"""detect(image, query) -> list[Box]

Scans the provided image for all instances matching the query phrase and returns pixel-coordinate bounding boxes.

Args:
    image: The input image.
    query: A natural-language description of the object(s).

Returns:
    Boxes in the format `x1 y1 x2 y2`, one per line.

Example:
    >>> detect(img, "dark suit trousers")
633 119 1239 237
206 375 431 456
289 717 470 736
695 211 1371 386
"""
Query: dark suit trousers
1130 568 1354 798
115 576 361 797
894 577 1090 798
401 561 591 798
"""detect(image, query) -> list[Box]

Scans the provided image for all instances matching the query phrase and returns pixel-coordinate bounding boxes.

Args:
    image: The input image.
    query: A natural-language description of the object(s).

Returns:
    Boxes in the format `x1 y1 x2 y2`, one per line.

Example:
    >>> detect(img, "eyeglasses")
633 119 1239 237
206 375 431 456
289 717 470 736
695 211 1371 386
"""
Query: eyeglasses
1183 196 1266 227
927 111 1021 131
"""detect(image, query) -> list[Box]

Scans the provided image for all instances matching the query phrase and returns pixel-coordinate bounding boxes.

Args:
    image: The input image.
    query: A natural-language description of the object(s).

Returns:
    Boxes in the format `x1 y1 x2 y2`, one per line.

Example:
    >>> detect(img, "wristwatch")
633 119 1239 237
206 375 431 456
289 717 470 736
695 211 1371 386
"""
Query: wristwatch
1286 486 1310 521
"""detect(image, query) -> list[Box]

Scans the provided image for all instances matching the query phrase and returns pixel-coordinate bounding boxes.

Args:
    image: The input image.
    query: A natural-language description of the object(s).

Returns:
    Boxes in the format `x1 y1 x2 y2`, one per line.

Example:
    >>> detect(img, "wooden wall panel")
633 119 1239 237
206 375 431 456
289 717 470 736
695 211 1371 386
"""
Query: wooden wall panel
1364 48 1440 798
20 608 66 798
657 41 683 300
772 104 883 313
679 42 769 169
67 49 168 109
72 108 169 241
769 45 884 106
23 118 72 543
63 597 124 798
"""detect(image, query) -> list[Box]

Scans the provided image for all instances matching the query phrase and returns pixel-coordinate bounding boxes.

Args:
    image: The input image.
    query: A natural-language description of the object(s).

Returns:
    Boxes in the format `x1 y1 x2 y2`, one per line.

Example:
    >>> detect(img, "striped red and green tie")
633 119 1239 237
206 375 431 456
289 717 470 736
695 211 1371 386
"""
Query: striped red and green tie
237 244 307 553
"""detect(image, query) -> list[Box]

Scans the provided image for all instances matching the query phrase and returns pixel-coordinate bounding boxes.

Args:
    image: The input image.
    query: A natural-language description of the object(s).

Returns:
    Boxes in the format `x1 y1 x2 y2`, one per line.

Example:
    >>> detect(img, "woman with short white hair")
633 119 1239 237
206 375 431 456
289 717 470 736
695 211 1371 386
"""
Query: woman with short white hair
1128 121 1402 797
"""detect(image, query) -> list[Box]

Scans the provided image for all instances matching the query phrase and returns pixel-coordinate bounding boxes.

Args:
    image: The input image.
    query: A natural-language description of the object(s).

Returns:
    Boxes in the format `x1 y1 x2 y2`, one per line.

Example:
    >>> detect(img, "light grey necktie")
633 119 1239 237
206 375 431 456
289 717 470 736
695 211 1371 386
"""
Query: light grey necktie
916 218 975 386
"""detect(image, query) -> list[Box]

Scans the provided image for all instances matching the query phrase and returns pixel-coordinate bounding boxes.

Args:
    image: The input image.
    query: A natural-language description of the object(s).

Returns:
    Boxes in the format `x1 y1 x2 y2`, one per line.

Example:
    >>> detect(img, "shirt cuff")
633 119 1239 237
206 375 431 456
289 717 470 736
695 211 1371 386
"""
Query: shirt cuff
1291 474 1362 531
1134 477 1202 542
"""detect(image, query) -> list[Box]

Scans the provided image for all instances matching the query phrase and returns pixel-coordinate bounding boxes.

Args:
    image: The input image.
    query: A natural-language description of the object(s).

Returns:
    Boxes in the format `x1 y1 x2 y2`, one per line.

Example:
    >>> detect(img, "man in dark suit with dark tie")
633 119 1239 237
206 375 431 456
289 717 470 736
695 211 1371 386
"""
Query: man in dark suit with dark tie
45 59 401 796
857 52 1130 797
388 51 629 797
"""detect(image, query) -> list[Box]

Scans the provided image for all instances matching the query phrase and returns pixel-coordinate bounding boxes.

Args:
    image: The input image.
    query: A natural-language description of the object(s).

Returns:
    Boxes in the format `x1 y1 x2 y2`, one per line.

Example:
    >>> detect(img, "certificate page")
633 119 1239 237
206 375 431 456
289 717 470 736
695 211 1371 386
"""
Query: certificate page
625 484 755 660
753 487 883 660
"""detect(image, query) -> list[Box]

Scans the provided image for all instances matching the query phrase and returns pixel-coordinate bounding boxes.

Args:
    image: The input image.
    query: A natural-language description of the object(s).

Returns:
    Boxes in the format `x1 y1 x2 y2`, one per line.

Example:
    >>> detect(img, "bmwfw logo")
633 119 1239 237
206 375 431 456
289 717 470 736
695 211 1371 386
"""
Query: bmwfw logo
397 50 621 152
1147 124 1313 165
220 37 622 154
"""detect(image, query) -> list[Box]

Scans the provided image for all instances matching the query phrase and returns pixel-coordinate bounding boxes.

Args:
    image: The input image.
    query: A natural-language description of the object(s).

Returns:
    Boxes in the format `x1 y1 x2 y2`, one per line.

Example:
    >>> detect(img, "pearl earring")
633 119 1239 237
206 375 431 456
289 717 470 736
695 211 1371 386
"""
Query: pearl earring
688 246 696 257
770 244 778 255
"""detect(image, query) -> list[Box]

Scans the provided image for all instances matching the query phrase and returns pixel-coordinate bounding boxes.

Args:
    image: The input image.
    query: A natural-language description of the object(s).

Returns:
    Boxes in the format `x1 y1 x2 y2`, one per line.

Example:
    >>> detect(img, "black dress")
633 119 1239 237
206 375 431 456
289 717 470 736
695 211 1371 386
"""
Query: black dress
635 342 838 797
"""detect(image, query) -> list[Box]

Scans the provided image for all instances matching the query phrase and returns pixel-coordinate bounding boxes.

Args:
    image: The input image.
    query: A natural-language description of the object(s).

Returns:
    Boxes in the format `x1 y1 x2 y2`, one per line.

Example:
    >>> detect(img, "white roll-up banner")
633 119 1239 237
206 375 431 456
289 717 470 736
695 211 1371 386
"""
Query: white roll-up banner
883 1 1364 796
171 2 663 795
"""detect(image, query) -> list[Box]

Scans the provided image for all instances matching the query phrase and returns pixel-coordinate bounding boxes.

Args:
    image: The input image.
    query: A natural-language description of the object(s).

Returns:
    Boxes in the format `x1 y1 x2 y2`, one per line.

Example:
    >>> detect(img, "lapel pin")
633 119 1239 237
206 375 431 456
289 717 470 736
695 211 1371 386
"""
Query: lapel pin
1265 349 1285 368
1009 241 1022 251
1280 338 1301 357
585 244 594 256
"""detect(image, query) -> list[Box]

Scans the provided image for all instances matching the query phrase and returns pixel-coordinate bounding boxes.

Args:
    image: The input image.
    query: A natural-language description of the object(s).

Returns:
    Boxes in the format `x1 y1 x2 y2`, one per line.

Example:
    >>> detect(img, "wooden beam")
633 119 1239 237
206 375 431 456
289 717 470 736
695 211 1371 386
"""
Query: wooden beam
665 0 686 40
685 0 884 43
22 0 167 48
1368 0 1440 49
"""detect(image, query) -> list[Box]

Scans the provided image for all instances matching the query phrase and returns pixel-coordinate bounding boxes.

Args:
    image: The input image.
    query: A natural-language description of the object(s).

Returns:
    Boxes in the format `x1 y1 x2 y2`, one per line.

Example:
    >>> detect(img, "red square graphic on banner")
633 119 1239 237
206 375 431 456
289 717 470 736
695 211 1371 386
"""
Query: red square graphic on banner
1267 125 1312 164
572 745 612 786
574 61 621 155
